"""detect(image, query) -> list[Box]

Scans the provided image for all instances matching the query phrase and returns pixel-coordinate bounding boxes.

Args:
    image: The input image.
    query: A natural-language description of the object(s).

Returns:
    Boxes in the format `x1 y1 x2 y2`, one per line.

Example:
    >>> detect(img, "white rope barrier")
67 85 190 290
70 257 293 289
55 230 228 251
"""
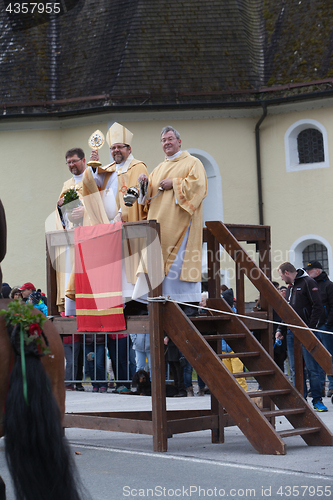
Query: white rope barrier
147 295 333 336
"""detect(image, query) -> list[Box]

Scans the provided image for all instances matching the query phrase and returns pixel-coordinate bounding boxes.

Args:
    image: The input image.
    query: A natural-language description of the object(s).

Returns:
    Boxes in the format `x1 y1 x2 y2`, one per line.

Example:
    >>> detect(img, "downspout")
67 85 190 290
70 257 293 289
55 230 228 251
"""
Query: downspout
255 102 267 225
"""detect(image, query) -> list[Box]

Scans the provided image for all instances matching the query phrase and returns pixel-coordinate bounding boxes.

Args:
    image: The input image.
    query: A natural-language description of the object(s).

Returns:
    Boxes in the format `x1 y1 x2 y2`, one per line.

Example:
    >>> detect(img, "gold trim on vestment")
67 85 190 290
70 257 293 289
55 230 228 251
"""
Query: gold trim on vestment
76 292 122 299
76 308 124 316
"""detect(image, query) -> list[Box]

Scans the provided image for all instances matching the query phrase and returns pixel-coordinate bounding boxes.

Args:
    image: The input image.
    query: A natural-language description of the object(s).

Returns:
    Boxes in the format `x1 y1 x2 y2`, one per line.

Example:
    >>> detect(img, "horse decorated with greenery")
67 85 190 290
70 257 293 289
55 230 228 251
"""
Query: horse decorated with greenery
0 200 86 500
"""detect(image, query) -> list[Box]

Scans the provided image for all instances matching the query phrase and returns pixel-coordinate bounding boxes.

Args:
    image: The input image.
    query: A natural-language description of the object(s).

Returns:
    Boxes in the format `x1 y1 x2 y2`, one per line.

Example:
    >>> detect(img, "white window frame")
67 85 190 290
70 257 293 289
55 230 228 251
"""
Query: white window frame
188 148 224 224
284 119 329 172
189 148 224 281
289 234 333 279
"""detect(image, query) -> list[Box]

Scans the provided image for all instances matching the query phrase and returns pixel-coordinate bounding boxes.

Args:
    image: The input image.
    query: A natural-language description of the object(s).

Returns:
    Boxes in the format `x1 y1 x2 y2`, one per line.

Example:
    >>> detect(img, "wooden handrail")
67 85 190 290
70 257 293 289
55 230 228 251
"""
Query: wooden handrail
205 221 333 381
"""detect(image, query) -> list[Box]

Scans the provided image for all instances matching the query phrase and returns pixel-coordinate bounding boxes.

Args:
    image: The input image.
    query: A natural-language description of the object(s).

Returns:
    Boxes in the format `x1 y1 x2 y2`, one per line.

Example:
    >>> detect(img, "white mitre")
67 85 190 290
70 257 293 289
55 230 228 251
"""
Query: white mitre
106 122 133 147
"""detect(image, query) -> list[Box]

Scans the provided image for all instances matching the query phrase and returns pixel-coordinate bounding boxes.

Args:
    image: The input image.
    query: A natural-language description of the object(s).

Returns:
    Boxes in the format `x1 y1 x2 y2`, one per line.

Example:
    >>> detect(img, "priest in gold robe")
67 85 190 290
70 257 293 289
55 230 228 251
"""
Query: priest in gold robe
55 148 90 313
81 122 149 386
136 125 207 307
84 122 148 287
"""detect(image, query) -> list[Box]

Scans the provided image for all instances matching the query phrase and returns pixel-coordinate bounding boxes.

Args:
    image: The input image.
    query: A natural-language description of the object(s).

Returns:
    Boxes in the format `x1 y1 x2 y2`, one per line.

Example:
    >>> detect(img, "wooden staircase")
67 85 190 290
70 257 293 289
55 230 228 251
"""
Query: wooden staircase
151 220 333 454
163 298 332 455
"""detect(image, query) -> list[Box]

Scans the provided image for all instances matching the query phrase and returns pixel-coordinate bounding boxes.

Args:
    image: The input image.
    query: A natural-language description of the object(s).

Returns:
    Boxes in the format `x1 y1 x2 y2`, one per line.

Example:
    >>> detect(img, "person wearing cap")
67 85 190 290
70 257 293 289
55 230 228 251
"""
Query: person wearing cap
305 260 333 398
19 282 36 301
1 283 11 299
9 286 23 300
20 282 48 307
28 289 48 316
276 261 327 412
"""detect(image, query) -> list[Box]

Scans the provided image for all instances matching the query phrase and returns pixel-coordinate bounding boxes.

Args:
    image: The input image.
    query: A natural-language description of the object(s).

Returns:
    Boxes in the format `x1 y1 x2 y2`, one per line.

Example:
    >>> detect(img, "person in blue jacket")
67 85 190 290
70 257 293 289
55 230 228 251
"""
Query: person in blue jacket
28 289 48 316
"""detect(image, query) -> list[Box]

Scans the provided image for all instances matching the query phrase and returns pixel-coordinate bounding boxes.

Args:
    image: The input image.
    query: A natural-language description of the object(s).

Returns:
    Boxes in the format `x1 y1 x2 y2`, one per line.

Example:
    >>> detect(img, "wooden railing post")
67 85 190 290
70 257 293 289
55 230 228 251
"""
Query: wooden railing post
294 336 304 395
206 226 220 299
235 265 245 316
257 232 272 356
206 226 224 444
257 232 274 419
146 221 167 452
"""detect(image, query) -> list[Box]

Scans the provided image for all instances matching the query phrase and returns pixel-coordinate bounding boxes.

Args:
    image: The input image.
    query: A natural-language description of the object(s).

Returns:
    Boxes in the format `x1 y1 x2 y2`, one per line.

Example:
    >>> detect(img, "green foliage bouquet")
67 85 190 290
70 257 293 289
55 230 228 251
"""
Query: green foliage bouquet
1 300 50 404
63 188 82 208
0 300 49 356
62 188 83 224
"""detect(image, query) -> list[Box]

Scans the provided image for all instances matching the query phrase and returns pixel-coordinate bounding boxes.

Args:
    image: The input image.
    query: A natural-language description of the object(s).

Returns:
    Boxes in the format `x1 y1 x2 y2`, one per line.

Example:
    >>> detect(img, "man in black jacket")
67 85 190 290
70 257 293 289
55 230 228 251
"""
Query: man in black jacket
276 261 327 411
305 260 333 398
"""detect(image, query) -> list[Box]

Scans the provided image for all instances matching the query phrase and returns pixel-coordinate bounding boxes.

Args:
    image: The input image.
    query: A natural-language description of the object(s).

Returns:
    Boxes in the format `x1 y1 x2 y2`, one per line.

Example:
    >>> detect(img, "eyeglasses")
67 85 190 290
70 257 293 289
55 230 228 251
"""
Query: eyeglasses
110 145 128 152
66 158 83 165
161 136 178 143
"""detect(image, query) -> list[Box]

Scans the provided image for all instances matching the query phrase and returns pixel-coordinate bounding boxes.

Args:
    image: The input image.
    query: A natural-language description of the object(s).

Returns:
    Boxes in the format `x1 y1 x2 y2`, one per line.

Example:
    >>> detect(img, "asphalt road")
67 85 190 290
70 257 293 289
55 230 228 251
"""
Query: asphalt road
2 438 333 500
1 388 333 500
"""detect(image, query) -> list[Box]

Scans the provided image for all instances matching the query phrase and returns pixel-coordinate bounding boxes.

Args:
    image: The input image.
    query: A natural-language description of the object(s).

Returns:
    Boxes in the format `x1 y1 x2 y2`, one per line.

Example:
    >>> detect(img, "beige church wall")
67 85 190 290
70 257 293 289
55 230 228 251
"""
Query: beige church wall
1 127 64 292
258 106 333 282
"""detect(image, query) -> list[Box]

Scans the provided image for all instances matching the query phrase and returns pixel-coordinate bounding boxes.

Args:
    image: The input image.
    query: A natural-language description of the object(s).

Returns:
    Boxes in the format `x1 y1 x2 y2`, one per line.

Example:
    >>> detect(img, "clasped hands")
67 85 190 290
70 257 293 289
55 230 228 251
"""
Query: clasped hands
138 174 173 191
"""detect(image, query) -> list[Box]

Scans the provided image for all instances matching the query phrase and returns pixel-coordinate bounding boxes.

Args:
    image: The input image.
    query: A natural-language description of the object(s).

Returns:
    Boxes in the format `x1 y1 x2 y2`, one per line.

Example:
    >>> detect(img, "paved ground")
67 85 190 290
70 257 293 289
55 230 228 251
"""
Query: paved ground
1 384 333 499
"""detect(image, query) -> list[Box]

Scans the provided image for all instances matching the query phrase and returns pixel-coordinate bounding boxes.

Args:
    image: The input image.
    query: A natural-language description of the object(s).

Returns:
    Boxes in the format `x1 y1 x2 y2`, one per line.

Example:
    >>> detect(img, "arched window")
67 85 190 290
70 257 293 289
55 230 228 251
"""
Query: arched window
285 119 329 172
289 235 332 278
297 128 324 164
187 148 223 225
302 243 329 274
188 148 224 284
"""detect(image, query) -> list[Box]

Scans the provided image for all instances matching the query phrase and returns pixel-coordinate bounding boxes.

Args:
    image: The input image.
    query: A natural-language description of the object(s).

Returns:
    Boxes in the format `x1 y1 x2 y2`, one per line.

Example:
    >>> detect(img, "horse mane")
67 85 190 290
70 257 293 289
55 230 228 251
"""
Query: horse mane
4 323 89 500
0 200 88 499
0 199 7 287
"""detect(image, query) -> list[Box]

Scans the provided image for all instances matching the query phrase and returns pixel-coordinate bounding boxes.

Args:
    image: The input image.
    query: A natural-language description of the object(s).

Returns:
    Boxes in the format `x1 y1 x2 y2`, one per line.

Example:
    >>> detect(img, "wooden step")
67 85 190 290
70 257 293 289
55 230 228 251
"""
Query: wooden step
203 333 246 341
193 313 270 331
248 389 291 397
233 369 275 378
262 408 306 418
219 351 260 359
223 407 307 420
278 427 321 438
192 315 231 322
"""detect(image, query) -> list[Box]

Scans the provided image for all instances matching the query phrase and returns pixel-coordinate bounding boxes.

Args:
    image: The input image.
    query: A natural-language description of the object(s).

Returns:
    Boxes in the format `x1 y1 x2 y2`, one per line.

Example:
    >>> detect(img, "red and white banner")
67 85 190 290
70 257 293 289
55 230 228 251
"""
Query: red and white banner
74 222 126 332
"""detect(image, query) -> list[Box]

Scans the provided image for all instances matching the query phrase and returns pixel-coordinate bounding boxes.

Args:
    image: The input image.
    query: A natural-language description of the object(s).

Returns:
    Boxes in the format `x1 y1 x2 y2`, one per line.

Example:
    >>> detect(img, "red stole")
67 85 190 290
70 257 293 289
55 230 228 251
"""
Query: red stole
74 222 126 332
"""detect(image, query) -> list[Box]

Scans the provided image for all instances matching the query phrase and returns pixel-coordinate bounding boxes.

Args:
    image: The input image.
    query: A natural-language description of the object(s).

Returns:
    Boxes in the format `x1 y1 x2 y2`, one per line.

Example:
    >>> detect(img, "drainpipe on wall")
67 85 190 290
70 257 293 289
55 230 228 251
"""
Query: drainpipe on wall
255 101 267 225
